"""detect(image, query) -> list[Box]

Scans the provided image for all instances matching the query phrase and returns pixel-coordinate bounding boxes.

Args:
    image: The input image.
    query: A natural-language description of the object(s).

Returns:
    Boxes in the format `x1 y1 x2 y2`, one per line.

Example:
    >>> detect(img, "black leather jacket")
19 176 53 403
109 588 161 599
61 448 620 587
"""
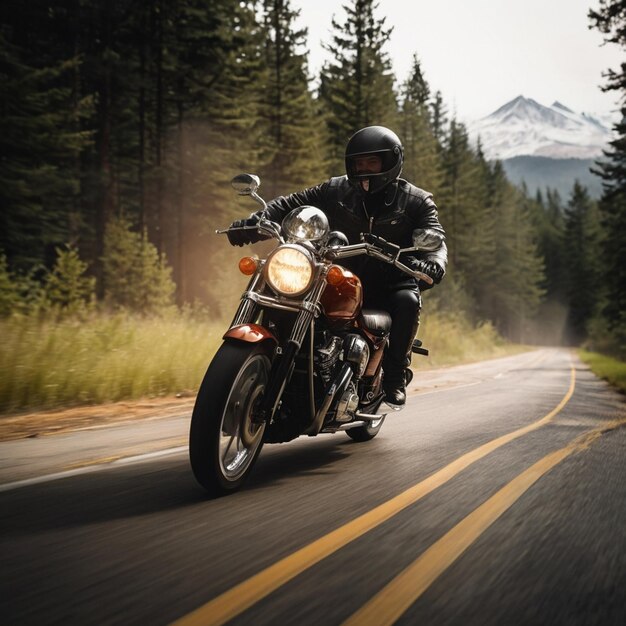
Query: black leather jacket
264 176 447 293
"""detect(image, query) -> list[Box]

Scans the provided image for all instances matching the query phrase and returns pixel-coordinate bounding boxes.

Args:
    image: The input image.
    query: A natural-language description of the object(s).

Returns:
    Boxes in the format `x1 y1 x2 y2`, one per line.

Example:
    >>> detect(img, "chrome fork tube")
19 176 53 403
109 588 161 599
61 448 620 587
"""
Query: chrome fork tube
288 268 328 348
231 271 264 327
254 267 328 424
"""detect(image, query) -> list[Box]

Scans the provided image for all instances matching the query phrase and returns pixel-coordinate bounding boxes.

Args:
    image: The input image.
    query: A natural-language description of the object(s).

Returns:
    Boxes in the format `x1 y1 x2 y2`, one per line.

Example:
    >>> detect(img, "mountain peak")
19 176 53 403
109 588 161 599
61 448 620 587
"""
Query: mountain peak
489 95 526 117
488 95 549 120
552 101 574 113
469 96 612 160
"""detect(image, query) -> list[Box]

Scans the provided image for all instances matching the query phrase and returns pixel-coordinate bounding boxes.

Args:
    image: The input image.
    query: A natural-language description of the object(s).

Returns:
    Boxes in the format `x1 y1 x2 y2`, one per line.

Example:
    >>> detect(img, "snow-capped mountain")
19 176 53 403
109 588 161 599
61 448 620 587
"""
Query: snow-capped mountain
468 95 613 160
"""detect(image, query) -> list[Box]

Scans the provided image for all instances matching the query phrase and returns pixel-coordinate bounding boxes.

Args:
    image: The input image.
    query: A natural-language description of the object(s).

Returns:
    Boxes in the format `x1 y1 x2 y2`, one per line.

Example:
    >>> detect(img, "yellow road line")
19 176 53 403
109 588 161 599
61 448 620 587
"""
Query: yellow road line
171 361 575 626
342 416 626 626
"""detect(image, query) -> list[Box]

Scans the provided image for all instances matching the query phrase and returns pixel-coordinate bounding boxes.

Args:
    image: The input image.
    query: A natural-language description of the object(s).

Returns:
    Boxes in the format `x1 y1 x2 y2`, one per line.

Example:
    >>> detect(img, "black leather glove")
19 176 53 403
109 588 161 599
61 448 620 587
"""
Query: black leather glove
227 216 263 247
408 258 445 287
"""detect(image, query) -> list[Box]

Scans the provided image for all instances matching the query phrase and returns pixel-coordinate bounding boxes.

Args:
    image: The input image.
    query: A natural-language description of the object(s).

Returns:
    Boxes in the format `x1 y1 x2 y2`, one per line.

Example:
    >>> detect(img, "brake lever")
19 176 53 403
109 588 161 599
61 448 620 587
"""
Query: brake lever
215 225 260 235
361 233 400 259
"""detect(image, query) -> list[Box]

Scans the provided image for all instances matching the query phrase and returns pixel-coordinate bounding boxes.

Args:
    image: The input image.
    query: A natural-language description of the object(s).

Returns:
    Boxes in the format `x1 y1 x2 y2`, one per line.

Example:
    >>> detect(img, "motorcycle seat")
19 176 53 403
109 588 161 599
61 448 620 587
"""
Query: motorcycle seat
359 309 392 336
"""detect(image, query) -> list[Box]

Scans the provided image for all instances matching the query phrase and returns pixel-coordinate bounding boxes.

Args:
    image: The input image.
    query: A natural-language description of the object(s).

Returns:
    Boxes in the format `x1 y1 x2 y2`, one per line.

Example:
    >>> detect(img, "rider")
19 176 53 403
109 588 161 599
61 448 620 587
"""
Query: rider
227 126 447 407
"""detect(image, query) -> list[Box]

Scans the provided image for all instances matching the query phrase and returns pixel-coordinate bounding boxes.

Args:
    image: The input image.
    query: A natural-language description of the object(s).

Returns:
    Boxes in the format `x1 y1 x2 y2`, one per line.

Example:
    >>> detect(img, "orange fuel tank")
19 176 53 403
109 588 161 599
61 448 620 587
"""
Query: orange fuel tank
320 265 363 321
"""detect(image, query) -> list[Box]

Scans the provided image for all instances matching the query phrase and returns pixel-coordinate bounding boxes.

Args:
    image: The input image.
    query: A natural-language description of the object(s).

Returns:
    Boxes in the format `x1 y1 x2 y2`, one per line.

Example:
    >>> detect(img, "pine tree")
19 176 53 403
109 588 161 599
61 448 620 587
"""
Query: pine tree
535 187 566 302
174 1 272 305
487 178 544 341
438 120 488 274
588 0 626 356
430 90 448 148
43 246 95 315
562 182 602 343
102 218 175 313
0 29 91 271
0 254 21 316
319 0 397 171
259 0 327 198
399 54 442 194
167 0 246 302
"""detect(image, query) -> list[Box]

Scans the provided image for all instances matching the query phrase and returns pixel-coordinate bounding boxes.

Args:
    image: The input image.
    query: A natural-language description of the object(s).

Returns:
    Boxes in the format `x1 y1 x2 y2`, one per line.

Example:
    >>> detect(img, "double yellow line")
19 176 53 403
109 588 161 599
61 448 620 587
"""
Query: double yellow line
171 360 604 626
344 419 626 625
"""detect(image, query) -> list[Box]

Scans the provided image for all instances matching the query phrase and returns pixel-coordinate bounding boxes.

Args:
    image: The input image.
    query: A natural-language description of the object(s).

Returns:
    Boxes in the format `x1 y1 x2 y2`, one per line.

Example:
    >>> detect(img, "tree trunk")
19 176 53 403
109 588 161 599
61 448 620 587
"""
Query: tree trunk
95 2 115 298
176 98 186 305
154 0 164 256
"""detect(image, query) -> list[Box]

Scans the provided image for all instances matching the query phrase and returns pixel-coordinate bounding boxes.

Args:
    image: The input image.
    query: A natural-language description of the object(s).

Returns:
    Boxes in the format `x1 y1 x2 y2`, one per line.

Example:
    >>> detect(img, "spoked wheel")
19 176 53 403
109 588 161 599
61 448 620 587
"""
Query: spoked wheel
189 341 271 496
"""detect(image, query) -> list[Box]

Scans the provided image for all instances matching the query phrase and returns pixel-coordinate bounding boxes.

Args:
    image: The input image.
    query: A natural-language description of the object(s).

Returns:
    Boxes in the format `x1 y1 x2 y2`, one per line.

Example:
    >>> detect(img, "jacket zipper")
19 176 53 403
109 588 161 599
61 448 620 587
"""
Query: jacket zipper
362 202 374 233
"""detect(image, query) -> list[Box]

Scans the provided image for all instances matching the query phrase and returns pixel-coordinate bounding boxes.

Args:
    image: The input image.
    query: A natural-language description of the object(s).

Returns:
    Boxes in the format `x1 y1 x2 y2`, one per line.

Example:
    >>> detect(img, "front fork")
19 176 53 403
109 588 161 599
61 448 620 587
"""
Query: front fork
232 266 330 425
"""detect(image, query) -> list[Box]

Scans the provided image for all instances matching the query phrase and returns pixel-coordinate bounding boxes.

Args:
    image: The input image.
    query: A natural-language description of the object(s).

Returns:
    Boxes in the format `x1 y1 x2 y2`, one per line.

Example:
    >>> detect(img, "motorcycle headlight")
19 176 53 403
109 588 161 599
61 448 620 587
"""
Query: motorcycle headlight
265 245 314 296
282 206 329 243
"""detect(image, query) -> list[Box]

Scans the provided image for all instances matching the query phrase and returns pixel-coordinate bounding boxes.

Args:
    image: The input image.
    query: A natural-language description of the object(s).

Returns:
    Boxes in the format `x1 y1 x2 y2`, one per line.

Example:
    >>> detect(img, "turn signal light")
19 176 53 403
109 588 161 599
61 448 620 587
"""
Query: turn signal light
238 256 258 275
327 265 347 286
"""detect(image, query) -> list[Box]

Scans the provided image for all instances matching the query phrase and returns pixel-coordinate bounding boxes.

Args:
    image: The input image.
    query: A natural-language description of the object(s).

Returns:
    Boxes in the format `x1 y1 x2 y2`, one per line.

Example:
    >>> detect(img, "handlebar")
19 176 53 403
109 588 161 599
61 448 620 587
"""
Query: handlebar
324 242 433 285
216 218 285 244
217 221 433 285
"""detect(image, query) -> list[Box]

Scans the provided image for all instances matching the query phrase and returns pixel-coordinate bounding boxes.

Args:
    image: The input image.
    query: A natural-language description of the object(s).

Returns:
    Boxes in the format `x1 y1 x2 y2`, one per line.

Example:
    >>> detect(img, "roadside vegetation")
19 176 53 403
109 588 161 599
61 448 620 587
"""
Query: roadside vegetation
0 312 224 414
578 350 626 394
416 313 523 368
0 309 520 416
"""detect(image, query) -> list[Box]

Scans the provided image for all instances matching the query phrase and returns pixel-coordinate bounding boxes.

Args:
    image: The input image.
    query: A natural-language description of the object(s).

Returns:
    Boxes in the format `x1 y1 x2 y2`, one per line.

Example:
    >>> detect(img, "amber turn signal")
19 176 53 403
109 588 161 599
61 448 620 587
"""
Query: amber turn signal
326 265 347 286
238 256 258 275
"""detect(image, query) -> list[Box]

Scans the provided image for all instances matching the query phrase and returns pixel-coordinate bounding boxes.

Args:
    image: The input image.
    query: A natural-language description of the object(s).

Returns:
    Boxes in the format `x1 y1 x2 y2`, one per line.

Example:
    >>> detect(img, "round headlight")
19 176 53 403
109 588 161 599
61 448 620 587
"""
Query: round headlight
282 206 329 242
265 245 314 296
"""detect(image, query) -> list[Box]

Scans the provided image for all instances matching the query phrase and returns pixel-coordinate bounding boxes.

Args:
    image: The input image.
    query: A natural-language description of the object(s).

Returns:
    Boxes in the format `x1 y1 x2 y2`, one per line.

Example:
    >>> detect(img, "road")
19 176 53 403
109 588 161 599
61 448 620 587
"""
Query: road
1 348 625 625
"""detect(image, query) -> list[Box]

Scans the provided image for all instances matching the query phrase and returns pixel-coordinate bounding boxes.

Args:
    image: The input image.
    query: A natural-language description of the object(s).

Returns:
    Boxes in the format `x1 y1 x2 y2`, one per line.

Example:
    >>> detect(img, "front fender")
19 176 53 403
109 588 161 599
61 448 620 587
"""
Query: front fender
223 323 278 345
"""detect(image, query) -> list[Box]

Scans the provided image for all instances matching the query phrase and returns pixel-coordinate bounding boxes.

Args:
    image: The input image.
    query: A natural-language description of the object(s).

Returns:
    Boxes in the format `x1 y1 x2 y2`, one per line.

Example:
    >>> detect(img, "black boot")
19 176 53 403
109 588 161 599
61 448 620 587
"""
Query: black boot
382 361 406 408
367 288 421 410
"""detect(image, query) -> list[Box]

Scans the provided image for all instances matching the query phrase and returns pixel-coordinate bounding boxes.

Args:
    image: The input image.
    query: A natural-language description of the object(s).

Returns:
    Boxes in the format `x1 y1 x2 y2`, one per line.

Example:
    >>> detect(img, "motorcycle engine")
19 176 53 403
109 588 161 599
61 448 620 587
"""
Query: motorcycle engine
314 332 343 386
335 381 359 422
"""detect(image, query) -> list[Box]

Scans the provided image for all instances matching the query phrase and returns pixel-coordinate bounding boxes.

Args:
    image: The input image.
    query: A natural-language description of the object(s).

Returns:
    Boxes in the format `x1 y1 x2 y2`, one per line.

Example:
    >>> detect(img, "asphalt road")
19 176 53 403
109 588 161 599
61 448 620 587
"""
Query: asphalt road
1 348 625 625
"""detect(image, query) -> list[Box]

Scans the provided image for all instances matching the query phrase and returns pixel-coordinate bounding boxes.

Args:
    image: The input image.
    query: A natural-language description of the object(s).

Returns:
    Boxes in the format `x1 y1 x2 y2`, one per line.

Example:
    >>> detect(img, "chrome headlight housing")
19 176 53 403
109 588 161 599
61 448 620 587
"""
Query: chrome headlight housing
282 206 329 243
264 244 315 296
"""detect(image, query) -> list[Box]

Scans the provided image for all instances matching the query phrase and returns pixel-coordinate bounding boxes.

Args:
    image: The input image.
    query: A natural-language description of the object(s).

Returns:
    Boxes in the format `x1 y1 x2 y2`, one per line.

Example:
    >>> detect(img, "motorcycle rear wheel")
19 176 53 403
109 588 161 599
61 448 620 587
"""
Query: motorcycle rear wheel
189 341 271 496
345 412 385 442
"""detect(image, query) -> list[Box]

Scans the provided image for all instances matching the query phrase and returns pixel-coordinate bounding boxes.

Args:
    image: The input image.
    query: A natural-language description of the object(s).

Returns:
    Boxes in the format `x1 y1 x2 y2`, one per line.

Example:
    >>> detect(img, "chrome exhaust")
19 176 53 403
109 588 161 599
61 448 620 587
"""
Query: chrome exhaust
355 411 388 421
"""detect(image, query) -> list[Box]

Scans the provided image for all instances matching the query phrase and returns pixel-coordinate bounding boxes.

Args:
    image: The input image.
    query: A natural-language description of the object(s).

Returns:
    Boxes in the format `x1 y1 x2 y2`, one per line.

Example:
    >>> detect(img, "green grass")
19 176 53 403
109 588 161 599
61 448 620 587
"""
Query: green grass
0 310 524 415
578 350 626 394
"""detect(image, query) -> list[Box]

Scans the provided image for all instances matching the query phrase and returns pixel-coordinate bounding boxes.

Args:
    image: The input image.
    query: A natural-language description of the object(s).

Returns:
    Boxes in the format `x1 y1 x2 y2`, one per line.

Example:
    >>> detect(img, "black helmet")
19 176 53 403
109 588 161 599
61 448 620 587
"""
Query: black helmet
345 126 404 194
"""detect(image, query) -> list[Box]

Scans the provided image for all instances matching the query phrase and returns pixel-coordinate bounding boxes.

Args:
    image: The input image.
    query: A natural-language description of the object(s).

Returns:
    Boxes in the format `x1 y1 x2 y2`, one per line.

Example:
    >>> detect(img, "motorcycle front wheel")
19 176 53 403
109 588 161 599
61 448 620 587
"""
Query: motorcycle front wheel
189 341 271 496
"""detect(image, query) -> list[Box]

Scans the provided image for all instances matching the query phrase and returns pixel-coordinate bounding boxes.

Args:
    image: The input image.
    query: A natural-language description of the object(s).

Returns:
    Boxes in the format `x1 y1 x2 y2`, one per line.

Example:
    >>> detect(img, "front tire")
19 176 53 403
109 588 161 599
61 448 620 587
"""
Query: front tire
189 341 271 496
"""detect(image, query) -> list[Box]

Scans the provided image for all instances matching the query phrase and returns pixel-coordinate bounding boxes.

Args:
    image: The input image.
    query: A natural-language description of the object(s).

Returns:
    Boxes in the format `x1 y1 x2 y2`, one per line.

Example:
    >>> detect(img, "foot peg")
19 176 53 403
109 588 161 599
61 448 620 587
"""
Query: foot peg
384 401 404 412
411 338 429 357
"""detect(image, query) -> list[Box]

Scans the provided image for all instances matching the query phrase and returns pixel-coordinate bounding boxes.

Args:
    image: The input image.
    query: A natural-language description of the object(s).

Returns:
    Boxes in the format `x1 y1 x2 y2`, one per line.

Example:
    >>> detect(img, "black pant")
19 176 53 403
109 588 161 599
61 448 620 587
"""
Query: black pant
363 286 421 381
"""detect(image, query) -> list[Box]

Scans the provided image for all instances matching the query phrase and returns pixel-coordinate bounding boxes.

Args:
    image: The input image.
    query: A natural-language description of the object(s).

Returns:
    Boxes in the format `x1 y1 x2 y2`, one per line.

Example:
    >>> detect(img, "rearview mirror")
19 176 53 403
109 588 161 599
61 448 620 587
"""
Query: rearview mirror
412 228 444 251
231 173 261 196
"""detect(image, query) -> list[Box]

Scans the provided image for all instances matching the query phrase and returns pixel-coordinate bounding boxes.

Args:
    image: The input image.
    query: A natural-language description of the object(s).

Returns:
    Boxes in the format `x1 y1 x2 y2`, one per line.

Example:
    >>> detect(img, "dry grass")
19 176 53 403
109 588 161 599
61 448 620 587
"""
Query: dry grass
0 312 223 414
415 313 526 369
1 310 522 415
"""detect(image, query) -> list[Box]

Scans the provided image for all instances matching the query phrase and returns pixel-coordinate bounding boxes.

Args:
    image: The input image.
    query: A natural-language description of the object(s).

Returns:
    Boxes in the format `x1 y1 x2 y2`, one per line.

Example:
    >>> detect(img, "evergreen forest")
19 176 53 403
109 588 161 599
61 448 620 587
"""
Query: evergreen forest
1 0 624 360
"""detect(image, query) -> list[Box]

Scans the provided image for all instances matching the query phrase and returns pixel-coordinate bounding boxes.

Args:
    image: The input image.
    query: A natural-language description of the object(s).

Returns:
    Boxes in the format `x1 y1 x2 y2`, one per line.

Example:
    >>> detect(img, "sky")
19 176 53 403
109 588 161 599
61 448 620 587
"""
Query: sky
290 0 623 122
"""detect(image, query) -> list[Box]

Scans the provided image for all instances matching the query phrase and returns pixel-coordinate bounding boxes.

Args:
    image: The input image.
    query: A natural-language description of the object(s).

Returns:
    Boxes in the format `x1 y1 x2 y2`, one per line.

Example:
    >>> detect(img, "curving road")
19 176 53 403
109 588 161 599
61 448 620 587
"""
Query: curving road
1 348 625 625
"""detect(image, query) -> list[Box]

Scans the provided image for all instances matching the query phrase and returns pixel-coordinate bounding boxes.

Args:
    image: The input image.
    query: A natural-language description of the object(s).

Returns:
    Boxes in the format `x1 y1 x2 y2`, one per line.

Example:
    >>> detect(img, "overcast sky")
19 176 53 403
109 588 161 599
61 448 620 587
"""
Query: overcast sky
290 0 623 122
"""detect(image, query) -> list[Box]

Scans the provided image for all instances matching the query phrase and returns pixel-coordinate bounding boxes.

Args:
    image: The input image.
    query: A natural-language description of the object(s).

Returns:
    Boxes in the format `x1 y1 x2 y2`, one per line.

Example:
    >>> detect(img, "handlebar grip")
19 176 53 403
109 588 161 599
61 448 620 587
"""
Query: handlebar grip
393 260 434 285
416 271 434 286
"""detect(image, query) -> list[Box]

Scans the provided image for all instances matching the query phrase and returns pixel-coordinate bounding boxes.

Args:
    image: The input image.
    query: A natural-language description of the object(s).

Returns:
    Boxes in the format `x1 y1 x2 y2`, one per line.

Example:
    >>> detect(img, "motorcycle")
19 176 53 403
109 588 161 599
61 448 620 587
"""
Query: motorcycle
189 173 443 496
